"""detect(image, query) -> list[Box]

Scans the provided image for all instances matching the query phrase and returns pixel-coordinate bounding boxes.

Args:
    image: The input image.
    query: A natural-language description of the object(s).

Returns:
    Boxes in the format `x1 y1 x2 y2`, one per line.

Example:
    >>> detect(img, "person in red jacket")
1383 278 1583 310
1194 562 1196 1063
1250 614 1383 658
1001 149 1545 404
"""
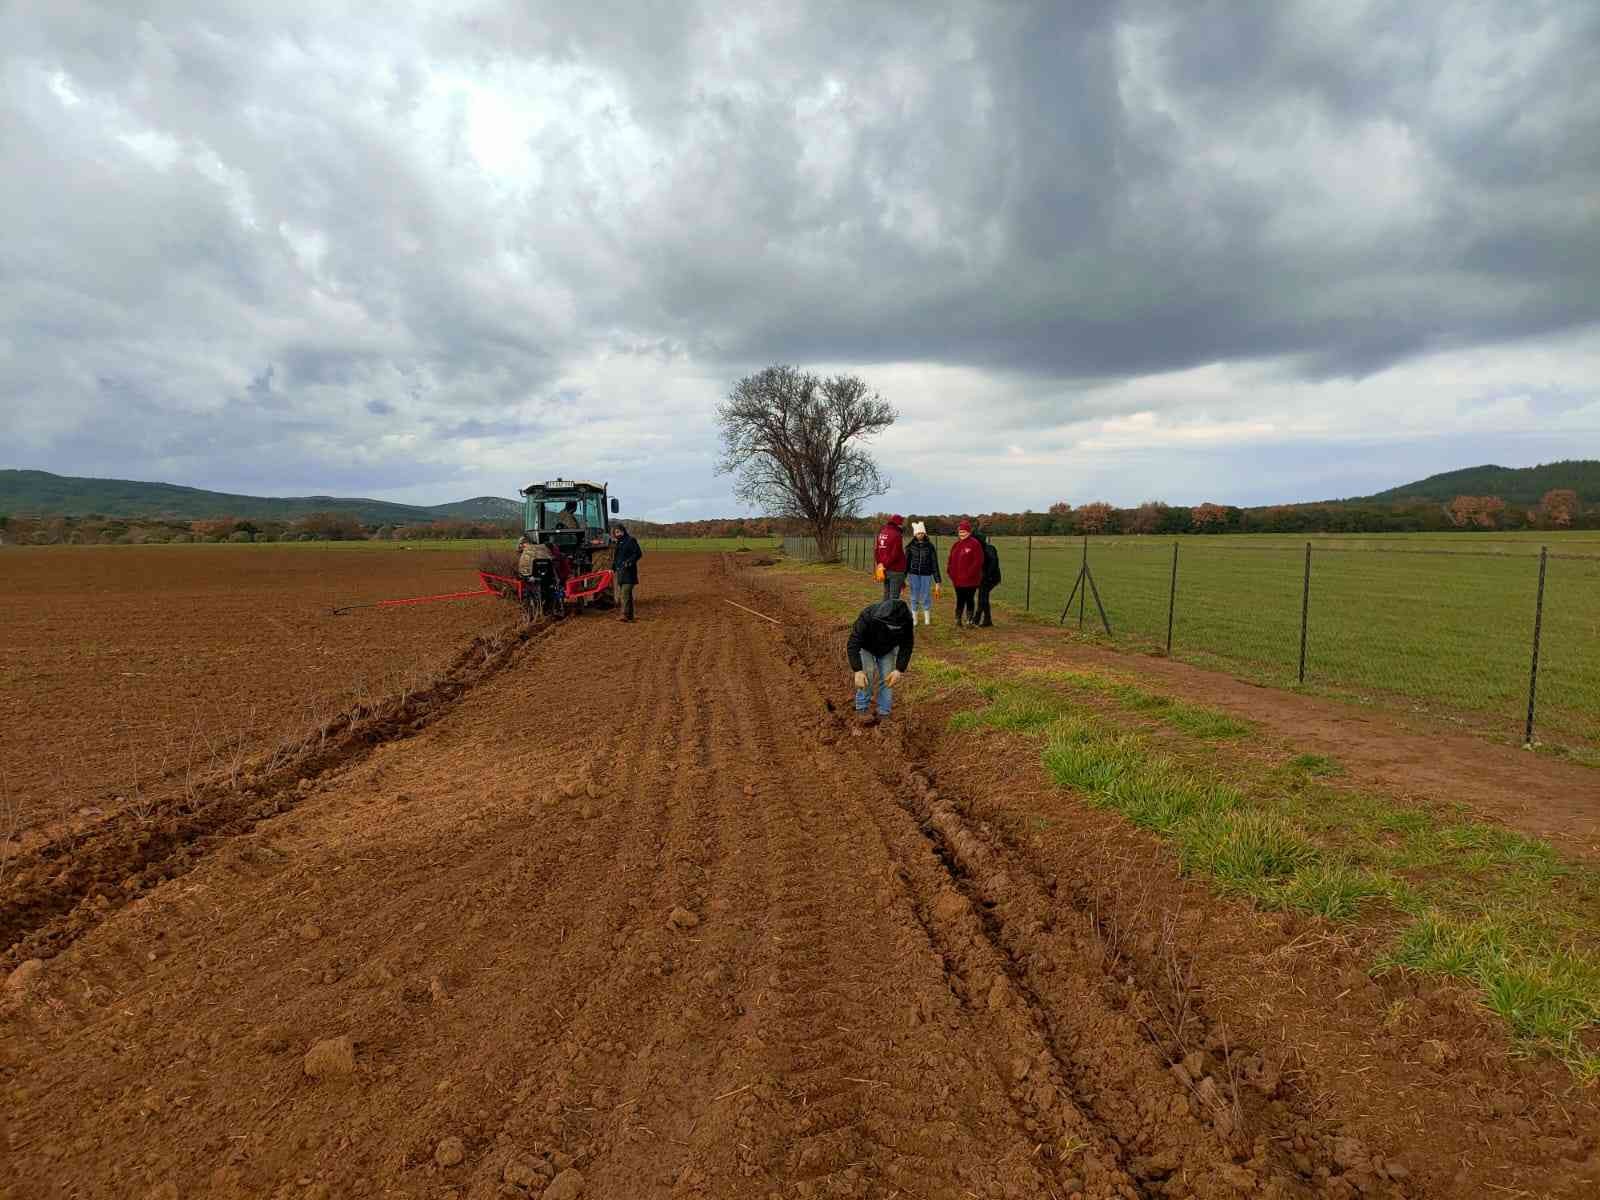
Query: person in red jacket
946 519 985 627
874 514 908 601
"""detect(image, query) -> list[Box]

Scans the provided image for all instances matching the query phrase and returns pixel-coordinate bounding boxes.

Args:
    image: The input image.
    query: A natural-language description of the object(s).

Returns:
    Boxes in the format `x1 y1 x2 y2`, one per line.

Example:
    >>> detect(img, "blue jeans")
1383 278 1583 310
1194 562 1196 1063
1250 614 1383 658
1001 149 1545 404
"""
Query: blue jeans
906 573 934 613
855 650 896 716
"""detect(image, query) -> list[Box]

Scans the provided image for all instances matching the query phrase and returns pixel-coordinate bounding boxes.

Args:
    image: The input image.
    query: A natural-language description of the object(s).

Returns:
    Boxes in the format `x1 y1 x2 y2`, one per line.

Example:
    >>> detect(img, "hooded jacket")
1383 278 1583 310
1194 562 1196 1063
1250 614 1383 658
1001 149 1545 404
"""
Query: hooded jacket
946 534 985 588
847 599 915 673
874 518 907 573
904 536 941 580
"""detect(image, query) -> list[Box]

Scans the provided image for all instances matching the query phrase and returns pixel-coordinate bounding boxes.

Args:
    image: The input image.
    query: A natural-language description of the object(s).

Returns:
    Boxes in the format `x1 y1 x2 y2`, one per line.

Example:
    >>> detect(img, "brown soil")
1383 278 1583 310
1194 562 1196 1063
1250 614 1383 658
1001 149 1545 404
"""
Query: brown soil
2 554 1597 1198
0 546 517 839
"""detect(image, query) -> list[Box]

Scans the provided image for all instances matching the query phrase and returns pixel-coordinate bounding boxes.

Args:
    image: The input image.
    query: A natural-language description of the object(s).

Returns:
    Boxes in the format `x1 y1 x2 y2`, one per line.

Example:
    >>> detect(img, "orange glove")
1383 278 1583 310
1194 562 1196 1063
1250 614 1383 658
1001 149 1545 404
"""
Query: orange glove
874 563 885 582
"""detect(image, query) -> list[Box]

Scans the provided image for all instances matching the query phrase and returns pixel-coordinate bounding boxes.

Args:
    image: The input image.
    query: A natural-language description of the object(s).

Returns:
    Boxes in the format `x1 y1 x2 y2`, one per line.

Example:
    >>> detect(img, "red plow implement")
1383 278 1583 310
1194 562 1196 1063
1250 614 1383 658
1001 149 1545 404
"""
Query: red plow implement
330 569 613 616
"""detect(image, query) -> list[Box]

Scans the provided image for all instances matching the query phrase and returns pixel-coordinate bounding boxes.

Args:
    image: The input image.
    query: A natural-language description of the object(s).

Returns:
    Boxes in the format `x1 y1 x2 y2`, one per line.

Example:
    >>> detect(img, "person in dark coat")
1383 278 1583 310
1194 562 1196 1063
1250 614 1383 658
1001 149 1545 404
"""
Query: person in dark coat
973 529 1002 627
903 520 941 625
874 514 908 601
610 523 644 621
846 597 915 722
945 520 985 627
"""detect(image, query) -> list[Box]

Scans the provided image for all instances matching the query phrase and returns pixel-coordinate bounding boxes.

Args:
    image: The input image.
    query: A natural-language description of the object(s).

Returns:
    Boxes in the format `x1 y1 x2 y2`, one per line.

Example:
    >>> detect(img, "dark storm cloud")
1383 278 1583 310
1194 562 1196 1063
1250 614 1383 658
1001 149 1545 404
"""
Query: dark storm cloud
2 0 1597 511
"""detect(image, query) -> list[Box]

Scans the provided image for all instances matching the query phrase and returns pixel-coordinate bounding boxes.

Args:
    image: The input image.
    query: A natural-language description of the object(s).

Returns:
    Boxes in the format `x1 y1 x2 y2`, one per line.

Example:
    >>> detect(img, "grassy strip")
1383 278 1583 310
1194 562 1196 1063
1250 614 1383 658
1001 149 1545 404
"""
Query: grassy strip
928 661 1600 1076
1029 668 1254 739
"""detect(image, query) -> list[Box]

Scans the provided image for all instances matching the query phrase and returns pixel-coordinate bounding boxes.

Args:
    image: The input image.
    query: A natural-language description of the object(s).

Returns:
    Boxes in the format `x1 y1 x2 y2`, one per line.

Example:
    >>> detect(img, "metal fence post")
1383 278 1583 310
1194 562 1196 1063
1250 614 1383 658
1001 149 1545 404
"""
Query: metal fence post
1166 542 1179 656
1524 546 1548 747
1297 542 1312 685
1025 535 1033 611
1078 535 1088 630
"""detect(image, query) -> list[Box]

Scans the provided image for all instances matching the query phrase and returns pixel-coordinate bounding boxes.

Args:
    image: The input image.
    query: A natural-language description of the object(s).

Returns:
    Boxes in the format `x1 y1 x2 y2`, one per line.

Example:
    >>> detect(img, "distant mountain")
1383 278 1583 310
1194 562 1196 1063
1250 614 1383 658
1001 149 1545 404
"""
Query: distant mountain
426 495 522 521
0 469 519 525
1362 460 1600 506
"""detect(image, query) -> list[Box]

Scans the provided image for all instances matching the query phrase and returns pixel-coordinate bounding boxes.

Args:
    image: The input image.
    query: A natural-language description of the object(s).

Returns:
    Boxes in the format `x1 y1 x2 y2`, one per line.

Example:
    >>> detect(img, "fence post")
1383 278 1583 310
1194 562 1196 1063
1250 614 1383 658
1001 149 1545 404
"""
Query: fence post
1078 536 1088 630
1524 546 1548 747
1166 542 1179 656
1297 542 1311 685
1026 535 1033 611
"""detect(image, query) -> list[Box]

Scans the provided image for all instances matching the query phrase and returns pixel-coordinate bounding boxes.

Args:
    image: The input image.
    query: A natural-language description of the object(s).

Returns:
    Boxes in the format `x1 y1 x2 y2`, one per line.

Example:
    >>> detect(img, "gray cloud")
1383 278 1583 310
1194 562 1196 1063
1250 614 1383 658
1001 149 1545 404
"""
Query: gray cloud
2 1 1597 515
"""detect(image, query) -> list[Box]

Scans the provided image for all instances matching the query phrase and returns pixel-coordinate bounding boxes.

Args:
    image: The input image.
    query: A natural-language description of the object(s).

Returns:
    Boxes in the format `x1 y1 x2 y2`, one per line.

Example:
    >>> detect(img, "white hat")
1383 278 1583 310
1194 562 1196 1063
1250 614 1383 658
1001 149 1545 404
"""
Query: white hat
912 521 927 536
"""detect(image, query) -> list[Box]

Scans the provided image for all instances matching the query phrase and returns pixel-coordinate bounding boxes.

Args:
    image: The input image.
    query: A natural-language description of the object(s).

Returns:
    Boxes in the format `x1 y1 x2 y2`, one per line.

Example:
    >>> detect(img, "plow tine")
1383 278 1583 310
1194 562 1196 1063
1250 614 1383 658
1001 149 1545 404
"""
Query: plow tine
328 586 499 616
328 570 530 617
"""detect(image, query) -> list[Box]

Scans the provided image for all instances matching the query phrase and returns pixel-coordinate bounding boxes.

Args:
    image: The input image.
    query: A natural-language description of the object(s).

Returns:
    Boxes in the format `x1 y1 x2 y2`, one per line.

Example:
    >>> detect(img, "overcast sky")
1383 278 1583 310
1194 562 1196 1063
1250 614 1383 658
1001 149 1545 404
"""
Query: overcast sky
4 1 1598 520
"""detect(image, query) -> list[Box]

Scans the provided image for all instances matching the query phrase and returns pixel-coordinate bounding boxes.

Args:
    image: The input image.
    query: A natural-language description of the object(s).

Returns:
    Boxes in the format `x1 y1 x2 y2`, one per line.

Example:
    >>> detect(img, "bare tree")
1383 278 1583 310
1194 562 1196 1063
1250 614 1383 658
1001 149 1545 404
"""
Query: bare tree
717 365 896 561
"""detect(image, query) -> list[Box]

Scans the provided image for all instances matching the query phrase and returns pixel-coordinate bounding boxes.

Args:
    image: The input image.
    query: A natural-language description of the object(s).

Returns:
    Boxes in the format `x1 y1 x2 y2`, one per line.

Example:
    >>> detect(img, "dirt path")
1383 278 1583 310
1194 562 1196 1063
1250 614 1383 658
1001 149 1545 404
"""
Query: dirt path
0 555 1532 1197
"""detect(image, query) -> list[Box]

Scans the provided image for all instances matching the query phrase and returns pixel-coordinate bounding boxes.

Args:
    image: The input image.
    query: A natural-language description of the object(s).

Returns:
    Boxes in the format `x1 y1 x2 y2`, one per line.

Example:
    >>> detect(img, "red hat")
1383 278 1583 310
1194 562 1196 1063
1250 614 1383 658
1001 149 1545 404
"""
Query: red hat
889 514 904 525
957 519 972 531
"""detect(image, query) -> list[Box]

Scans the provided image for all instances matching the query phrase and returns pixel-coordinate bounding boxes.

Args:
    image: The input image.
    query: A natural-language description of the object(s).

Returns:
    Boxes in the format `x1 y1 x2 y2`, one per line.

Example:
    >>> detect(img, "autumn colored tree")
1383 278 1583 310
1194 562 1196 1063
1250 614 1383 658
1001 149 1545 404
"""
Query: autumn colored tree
1448 495 1508 529
295 511 367 541
1190 502 1228 531
1074 501 1115 534
1539 488 1579 528
1128 501 1168 534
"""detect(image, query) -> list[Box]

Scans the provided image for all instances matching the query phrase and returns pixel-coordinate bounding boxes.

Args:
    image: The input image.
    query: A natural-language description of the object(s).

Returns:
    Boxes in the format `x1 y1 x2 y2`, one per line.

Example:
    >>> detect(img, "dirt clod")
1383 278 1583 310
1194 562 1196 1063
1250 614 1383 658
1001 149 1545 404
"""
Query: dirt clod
543 1168 585 1200
303 1036 356 1079
503 1158 543 1188
434 1136 465 1167
6 958 45 992
1418 1038 1453 1067
932 888 966 922
667 906 700 930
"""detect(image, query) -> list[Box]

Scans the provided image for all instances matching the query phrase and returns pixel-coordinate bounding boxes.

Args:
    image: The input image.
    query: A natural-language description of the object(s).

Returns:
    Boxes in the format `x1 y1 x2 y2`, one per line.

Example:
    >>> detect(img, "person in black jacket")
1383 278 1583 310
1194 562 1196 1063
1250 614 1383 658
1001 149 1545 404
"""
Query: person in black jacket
903 521 941 626
846 597 914 723
973 529 1001 627
610 524 644 621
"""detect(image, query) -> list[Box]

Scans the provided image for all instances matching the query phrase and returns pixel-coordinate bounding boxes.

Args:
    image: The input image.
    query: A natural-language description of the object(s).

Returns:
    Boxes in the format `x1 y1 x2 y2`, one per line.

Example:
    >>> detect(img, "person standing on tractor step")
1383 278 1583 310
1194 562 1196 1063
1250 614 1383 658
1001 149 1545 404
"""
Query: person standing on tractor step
611 523 643 621
847 597 915 724
946 520 985 628
973 528 1002 628
874 514 908 601
904 521 941 625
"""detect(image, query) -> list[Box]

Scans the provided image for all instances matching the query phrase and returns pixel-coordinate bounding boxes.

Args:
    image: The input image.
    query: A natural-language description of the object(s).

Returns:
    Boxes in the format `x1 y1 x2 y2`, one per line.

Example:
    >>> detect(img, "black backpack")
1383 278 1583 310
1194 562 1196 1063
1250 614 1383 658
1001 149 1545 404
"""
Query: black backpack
982 540 1001 586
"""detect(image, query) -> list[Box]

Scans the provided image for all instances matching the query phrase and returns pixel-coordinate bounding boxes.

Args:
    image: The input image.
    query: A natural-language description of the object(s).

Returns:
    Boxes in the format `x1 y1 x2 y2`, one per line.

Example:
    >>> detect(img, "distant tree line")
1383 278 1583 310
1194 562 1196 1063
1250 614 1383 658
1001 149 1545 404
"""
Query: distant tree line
2 488 1594 547
886 490 1595 537
0 511 522 546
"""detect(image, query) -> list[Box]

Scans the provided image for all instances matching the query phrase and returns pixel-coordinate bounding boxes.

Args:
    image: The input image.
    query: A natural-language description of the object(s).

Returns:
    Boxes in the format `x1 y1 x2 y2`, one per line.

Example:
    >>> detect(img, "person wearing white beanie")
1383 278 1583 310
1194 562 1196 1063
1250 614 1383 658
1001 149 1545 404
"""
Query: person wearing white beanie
903 521 942 625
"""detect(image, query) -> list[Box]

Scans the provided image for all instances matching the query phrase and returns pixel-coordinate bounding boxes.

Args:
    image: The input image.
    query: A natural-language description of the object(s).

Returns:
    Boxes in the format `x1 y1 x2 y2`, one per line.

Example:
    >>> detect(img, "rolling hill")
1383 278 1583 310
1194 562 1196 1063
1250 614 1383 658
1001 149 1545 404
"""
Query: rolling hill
1364 460 1600 506
0 469 520 525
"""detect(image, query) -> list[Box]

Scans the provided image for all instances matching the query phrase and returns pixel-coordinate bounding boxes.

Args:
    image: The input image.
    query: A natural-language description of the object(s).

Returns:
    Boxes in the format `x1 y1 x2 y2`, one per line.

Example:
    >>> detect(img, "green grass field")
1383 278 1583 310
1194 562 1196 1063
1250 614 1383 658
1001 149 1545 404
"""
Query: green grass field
803 531 1600 754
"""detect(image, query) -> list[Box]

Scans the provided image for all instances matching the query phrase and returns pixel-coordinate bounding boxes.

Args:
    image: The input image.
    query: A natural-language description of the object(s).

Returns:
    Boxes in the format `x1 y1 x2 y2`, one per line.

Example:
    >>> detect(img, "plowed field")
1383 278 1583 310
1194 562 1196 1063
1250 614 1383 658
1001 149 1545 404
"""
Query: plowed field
0 546 517 838
3 554 1597 1198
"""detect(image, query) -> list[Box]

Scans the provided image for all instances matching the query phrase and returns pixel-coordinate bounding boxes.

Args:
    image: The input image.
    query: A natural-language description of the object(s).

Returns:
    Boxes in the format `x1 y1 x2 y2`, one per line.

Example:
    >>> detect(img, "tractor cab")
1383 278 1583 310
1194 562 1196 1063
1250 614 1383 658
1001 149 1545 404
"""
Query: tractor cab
519 479 620 573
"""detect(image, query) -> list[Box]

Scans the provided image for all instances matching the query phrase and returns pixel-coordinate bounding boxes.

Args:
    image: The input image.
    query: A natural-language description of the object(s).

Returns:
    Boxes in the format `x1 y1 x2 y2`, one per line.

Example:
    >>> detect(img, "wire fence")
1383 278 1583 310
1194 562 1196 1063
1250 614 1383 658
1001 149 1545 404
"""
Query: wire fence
783 533 1600 755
